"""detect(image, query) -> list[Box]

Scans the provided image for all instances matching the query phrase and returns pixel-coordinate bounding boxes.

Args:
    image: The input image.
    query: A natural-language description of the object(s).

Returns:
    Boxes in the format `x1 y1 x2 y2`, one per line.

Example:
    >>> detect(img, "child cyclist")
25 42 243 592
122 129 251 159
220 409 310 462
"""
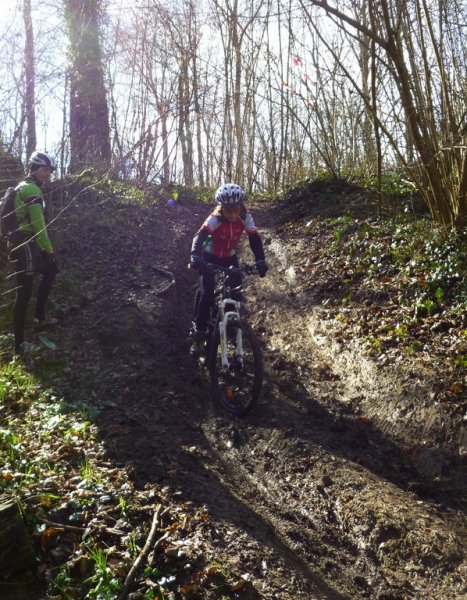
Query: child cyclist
190 183 268 353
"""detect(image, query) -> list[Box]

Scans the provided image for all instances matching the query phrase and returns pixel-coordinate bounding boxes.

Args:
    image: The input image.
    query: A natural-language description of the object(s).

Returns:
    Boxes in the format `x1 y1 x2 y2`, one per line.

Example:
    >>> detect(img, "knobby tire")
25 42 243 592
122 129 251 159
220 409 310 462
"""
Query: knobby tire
208 319 263 417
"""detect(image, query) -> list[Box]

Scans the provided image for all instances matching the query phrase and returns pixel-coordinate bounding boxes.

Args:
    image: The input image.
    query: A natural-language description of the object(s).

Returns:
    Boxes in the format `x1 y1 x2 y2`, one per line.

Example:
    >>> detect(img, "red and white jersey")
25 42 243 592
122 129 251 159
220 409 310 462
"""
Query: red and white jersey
202 212 258 258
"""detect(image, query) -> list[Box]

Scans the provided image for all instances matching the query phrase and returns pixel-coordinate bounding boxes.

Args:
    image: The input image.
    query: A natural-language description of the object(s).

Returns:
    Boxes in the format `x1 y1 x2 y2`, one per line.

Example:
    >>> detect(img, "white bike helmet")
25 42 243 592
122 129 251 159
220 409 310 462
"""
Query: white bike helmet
28 151 57 171
215 183 245 207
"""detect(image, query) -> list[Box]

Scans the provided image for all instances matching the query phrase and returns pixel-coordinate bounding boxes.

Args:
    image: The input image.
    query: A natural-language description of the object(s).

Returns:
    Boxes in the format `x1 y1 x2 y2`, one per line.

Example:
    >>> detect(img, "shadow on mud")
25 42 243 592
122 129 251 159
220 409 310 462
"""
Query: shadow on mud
266 374 466 510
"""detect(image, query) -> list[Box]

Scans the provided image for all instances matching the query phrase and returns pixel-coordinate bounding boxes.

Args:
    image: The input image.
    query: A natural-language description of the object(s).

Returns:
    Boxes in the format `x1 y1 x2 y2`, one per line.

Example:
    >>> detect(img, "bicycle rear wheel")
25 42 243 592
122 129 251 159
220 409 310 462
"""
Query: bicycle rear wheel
208 319 263 416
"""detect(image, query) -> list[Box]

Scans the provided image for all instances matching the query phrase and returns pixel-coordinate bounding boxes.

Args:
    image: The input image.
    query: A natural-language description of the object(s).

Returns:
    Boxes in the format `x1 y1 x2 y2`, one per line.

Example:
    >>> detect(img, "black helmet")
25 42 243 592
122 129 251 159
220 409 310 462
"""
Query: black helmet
215 183 245 207
28 151 56 171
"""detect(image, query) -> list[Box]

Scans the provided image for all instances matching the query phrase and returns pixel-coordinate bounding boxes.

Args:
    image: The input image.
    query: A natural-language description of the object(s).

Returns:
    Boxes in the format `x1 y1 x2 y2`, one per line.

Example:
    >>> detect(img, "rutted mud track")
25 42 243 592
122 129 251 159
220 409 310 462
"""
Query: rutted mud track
60 198 466 599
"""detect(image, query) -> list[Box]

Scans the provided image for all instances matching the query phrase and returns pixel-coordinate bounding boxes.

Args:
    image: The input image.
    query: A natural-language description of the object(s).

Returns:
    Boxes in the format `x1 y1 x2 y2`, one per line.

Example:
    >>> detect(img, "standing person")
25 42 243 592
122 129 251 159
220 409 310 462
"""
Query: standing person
9 151 59 354
189 183 268 353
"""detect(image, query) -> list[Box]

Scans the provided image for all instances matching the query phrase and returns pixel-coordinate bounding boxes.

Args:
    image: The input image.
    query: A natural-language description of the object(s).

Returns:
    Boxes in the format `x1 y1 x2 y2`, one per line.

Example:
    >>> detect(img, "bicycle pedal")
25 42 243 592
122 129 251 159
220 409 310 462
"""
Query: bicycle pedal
190 343 204 356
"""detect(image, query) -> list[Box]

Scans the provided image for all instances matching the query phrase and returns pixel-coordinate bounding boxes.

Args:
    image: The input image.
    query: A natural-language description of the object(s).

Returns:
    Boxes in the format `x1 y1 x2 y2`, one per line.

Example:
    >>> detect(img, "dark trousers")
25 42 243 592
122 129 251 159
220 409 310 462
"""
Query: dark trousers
195 254 242 332
9 237 57 350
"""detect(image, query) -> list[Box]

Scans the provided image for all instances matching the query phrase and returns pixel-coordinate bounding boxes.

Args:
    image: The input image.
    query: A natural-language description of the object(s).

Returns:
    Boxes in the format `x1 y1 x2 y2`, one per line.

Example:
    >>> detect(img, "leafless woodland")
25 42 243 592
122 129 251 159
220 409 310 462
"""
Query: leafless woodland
0 0 466 225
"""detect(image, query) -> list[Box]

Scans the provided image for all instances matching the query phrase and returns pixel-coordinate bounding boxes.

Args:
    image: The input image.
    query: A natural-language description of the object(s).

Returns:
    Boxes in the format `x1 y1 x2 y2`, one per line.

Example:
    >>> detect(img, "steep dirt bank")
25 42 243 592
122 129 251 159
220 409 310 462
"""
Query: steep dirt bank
253 212 466 491
234 204 467 598
25 188 466 598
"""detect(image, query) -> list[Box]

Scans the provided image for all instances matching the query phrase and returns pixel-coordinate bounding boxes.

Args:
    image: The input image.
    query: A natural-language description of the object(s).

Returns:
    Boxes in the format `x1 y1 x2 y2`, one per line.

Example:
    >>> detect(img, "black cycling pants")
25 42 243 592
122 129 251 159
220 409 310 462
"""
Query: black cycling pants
195 254 242 332
9 239 57 350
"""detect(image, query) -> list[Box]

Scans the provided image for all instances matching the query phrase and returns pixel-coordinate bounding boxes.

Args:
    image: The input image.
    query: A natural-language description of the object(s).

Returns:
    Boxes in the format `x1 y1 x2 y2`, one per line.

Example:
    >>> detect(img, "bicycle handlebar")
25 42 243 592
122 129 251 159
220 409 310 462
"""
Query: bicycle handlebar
208 263 257 275
188 262 258 276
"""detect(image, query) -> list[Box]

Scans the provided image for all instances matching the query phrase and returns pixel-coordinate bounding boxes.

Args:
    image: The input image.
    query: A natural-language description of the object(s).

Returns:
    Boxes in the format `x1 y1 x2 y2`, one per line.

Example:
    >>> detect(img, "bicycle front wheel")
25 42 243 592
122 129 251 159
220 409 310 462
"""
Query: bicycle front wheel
208 319 263 416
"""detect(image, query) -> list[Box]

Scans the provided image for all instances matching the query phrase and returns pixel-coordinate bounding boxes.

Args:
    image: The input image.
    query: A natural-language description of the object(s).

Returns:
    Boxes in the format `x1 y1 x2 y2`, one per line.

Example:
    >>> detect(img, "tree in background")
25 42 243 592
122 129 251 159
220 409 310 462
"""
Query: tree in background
23 0 36 160
108 1 182 184
64 0 111 173
1 0 466 226
308 0 467 227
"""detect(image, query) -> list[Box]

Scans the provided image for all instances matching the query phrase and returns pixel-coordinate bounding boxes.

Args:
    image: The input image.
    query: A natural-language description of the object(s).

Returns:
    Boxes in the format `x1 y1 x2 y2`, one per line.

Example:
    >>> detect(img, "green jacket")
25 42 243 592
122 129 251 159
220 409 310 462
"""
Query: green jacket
15 177 53 253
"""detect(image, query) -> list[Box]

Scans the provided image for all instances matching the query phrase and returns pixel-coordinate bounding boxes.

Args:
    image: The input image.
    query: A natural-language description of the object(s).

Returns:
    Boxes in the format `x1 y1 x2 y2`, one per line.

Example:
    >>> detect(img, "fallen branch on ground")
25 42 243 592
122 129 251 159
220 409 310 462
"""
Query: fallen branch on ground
118 504 170 600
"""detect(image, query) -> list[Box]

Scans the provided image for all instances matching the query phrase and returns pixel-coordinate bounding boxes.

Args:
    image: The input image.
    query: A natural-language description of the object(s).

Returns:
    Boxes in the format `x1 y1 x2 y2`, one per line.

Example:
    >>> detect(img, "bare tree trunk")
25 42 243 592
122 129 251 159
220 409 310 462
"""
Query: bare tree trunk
23 0 36 158
192 54 204 187
229 0 244 184
265 0 277 191
160 100 170 185
367 3 382 208
178 56 194 186
188 0 204 186
65 0 111 173
356 3 378 176
221 18 233 180
276 0 286 187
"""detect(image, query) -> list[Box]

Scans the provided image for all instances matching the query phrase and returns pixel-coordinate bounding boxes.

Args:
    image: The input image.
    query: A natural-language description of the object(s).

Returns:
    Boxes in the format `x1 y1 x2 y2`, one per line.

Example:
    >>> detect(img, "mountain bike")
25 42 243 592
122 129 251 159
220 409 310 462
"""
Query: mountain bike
191 263 263 417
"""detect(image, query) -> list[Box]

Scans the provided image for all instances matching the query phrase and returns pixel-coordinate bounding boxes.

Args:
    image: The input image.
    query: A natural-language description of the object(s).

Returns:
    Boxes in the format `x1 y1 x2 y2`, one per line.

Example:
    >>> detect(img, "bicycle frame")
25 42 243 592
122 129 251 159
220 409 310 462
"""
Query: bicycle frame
192 262 263 416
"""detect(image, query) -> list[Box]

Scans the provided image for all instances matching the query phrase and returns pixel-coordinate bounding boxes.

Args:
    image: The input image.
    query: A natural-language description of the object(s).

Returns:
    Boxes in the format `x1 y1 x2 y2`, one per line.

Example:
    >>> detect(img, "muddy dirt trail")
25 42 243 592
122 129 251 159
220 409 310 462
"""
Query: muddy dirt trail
58 196 466 600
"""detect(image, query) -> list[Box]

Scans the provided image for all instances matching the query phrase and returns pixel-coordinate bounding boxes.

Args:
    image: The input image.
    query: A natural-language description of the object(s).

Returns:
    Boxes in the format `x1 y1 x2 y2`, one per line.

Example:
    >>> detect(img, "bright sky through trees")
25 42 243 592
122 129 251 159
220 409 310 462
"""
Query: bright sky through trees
0 0 465 224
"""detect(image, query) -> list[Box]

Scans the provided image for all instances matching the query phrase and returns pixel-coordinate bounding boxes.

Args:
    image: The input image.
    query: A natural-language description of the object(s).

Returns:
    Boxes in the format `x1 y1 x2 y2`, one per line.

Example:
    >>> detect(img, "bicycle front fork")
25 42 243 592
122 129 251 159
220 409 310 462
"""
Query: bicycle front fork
218 300 242 368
